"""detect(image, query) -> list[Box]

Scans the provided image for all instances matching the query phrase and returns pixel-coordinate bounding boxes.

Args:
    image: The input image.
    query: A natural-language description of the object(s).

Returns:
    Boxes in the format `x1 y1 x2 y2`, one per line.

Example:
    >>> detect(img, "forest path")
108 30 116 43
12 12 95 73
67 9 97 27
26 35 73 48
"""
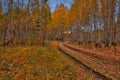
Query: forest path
58 43 120 80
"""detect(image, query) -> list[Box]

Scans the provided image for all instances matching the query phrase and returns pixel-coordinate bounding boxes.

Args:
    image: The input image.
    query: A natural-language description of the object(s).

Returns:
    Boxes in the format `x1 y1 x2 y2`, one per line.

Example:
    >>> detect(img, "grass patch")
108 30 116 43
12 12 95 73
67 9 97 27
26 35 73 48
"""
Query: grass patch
0 45 77 80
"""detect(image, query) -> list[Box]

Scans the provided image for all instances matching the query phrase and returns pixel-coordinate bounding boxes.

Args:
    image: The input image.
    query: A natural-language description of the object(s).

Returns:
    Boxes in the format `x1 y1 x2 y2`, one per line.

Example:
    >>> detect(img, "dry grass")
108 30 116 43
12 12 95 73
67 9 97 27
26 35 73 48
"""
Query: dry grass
0 44 97 80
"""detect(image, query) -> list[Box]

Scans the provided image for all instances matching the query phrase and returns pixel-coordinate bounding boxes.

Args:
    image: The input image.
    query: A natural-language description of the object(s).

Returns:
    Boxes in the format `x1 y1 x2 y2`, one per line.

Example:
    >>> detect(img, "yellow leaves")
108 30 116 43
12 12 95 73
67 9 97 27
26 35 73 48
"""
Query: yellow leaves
51 4 69 31
100 0 116 18
46 21 52 31
69 2 78 23
70 0 89 23
28 7 40 28
70 0 100 26
90 0 99 12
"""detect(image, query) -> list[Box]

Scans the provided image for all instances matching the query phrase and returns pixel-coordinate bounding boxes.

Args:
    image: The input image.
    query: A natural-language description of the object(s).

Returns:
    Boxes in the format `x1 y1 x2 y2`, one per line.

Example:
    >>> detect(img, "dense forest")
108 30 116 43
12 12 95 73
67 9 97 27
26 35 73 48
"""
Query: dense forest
0 0 120 47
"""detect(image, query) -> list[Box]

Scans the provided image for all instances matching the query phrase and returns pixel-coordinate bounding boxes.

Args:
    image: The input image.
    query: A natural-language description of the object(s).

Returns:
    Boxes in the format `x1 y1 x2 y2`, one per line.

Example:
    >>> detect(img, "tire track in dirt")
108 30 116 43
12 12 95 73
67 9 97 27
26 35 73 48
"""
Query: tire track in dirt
64 44 120 65
58 43 119 80
64 43 120 79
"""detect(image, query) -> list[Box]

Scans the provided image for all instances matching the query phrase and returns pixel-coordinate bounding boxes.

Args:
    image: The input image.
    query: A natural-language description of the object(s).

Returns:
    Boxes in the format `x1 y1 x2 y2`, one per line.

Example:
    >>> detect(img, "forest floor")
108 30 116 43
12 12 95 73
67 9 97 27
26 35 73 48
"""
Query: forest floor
0 42 102 80
59 42 120 80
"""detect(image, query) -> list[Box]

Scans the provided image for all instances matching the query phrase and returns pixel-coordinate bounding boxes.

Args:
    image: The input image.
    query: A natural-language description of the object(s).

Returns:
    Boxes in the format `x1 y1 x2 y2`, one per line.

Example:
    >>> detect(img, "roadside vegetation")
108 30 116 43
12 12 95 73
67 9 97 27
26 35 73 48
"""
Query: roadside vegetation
0 42 100 80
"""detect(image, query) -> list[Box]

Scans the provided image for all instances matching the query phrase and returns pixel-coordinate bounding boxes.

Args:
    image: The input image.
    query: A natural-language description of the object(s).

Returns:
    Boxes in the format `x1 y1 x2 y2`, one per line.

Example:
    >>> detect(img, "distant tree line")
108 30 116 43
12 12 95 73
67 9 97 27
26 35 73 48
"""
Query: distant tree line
0 0 120 47
48 0 120 47
68 0 120 47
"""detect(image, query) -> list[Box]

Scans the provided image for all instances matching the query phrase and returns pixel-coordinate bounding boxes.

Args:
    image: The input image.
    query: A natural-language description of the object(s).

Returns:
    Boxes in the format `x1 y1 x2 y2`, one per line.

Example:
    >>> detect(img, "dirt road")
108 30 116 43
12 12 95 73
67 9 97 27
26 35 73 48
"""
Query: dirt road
58 43 120 80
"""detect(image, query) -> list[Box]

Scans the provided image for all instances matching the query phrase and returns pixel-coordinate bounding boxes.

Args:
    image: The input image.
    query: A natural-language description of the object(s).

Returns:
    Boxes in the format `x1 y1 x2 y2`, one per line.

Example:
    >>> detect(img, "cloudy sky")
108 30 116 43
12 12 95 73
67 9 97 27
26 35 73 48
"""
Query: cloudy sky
48 0 73 12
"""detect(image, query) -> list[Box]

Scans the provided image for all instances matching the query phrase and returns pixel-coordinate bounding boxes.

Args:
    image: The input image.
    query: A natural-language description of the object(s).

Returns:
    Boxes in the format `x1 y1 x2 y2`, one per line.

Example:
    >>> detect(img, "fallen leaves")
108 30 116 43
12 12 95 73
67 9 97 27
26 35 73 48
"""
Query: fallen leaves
0 46 79 80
